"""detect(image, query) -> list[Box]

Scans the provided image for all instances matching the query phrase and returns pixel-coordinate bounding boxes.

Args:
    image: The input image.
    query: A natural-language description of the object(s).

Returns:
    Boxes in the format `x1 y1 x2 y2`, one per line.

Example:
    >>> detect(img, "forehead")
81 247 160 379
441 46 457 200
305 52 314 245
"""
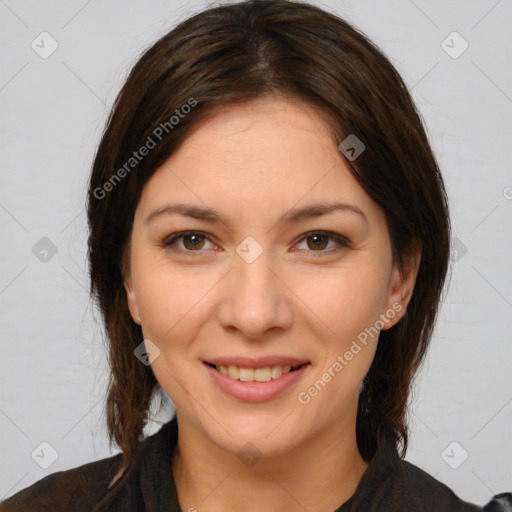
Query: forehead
136 97 381 227
169 96 338 174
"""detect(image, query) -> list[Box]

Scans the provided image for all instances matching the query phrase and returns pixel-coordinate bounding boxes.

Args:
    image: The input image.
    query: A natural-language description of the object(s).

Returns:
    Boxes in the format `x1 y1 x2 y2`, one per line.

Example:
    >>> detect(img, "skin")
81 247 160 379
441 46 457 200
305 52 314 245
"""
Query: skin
123 95 420 511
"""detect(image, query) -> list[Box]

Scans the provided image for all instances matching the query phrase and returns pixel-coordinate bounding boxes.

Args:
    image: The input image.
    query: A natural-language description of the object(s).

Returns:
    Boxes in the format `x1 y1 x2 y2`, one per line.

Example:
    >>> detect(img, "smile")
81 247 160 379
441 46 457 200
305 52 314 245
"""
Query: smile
203 359 311 402
206 363 307 382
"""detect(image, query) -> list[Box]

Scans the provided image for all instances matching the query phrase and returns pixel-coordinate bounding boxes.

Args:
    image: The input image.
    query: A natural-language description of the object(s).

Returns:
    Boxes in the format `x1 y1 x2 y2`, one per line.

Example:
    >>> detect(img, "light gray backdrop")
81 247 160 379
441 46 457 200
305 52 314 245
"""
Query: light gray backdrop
1 0 511 505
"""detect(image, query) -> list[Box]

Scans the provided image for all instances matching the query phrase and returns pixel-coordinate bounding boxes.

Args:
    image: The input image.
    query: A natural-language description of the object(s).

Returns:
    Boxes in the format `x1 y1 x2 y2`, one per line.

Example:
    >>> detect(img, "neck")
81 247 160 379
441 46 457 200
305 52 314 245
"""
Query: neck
172 412 369 512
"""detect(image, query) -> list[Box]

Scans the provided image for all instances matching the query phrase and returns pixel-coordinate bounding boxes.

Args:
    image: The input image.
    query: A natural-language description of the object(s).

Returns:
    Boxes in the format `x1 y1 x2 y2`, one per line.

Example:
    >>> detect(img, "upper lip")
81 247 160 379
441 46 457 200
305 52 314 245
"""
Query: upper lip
204 356 310 368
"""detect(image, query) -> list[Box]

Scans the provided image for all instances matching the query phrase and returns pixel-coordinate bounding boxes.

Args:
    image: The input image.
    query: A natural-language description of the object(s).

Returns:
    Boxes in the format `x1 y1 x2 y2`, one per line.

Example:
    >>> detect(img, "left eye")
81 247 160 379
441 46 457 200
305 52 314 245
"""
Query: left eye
162 230 350 255
295 231 350 254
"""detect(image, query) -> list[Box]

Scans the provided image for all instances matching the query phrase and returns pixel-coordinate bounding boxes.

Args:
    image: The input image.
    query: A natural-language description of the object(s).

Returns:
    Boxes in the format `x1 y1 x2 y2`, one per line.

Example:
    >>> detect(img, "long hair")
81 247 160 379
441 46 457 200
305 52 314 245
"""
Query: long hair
87 0 450 472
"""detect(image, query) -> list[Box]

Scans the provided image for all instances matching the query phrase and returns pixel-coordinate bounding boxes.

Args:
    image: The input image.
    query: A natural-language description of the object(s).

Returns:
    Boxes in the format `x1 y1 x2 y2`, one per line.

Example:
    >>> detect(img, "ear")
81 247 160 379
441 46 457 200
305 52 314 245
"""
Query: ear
124 271 141 325
382 242 421 330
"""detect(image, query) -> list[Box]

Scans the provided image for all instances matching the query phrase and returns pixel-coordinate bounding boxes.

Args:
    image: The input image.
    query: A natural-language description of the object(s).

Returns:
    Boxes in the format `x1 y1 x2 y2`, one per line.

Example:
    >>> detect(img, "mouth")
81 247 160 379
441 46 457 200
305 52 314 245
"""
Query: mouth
203 358 311 402
203 355 312 402
204 362 310 382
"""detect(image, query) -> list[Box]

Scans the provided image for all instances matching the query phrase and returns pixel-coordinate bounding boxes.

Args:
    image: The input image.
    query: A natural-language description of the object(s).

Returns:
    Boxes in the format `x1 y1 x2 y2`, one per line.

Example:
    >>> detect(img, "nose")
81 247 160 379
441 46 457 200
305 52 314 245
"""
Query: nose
215 247 294 340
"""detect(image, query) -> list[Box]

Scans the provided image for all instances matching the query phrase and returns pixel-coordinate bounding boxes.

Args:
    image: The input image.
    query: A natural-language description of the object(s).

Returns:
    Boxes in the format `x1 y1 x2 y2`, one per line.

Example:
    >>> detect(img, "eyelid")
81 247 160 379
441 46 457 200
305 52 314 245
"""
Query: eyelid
161 230 351 255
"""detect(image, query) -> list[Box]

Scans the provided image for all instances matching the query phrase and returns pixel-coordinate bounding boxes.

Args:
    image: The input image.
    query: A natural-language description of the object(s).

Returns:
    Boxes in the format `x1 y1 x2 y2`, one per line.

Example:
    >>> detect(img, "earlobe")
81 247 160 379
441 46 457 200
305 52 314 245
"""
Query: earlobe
124 273 141 325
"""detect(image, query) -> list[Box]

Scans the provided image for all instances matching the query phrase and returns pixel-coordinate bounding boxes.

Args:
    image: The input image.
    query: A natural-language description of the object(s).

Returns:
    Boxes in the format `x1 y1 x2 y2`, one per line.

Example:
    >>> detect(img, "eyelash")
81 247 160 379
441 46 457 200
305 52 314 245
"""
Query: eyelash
161 230 351 257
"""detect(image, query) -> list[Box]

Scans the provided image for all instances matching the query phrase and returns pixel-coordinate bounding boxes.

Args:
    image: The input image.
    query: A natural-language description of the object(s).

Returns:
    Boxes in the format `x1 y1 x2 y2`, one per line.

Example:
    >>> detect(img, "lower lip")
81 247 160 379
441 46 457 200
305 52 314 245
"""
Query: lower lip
204 363 310 403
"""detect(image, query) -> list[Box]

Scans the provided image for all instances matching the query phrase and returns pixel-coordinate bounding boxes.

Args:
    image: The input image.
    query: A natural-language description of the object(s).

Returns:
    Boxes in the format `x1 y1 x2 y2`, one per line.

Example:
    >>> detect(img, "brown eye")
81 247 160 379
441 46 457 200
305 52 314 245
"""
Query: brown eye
295 231 351 256
162 231 215 253
182 233 206 250
305 233 329 250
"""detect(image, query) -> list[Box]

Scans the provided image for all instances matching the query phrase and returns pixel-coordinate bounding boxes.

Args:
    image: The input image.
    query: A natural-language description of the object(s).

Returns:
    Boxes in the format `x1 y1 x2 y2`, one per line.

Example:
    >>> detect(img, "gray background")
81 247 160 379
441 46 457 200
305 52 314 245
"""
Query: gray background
1 0 511 505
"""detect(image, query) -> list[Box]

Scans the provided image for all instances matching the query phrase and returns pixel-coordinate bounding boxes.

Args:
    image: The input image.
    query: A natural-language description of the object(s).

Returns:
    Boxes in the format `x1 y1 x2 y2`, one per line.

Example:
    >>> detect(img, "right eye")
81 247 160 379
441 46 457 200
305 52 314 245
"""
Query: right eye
161 230 218 254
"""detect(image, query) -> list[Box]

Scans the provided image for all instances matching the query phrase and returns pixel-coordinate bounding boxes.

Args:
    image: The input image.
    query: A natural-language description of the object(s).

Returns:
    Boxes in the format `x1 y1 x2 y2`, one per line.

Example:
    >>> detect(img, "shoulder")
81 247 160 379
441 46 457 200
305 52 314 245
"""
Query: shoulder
0 452 123 512
0 420 177 512
354 428 512 511
391 459 512 511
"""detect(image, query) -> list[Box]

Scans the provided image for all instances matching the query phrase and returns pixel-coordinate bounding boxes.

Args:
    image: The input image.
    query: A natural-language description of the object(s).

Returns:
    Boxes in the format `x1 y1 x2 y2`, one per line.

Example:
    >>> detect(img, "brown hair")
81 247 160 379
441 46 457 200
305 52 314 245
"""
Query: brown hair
87 0 450 470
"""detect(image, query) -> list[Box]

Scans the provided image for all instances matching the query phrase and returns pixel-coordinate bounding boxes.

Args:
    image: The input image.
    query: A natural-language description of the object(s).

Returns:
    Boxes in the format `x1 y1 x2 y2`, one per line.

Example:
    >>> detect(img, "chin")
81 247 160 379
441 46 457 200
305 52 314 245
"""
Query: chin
204 410 306 458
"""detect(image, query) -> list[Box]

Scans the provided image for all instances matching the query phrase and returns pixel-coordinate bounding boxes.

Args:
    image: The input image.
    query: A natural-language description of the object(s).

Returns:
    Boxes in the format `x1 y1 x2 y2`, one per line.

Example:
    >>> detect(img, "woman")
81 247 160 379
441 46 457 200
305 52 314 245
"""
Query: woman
1 0 510 510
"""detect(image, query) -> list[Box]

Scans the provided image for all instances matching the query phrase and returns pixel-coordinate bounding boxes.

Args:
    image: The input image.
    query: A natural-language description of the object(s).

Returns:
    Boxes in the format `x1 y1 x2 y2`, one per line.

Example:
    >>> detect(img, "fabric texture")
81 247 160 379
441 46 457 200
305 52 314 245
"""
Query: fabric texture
1 416 510 511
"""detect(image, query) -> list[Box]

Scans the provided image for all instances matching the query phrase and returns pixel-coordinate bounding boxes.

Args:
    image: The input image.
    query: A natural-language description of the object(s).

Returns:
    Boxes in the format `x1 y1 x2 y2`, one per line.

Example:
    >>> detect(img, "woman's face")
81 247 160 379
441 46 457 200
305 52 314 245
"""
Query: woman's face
125 96 413 457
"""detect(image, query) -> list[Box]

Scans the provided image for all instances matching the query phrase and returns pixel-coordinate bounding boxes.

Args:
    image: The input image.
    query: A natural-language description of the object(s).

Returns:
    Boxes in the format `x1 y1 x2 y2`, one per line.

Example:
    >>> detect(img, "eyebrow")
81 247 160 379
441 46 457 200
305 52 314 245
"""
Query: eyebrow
144 201 368 228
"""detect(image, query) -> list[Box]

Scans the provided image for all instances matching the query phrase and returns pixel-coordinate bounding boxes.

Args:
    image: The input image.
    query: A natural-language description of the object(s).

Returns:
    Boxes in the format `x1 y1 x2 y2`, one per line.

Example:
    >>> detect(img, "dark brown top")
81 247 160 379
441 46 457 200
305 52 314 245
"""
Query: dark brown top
1 416 510 511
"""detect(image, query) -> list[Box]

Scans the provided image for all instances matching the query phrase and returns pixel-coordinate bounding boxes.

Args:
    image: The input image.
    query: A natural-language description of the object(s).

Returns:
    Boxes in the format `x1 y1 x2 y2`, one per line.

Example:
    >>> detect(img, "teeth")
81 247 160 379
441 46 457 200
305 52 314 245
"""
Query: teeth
239 368 254 381
228 365 239 379
216 364 297 382
271 366 282 379
254 367 270 382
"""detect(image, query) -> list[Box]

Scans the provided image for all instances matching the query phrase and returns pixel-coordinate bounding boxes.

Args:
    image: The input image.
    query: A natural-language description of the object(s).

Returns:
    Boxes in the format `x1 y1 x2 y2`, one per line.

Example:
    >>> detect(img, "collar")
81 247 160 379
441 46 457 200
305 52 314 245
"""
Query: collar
335 426 402 511
139 417 181 512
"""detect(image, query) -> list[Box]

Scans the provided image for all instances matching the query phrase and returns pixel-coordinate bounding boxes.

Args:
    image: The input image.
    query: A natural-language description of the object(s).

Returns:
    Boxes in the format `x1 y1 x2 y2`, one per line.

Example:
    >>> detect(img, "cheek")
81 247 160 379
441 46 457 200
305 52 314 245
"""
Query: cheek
296 270 387 415
134 266 217 342
300 265 390 342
